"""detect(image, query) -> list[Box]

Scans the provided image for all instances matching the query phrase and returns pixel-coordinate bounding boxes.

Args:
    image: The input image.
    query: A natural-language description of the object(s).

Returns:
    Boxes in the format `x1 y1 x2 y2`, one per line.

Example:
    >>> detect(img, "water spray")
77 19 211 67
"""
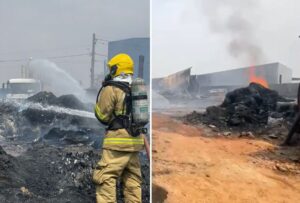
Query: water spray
29 59 91 102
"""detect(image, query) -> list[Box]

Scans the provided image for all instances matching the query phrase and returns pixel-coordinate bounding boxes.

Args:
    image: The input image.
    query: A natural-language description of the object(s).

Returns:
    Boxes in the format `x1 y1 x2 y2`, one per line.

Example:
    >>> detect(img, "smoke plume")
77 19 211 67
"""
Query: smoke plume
199 0 265 64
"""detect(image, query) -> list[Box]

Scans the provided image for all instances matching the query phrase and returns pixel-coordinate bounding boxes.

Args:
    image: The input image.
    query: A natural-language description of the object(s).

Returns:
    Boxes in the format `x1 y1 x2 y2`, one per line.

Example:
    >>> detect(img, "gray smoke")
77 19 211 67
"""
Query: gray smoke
199 0 265 64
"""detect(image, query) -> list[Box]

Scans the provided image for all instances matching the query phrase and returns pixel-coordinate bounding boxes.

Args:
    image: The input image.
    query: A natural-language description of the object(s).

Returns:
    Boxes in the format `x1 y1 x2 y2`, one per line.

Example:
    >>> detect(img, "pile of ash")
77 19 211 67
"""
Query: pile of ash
0 144 150 203
0 91 102 148
184 83 297 133
0 91 150 202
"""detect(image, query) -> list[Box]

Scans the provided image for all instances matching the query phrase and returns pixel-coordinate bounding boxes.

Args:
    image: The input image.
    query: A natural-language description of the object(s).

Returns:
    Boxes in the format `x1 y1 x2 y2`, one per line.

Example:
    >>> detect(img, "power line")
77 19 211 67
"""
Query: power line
95 53 107 57
47 53 89 59
0 53 89 63
55 61 89 65
0 45 90 55
90 33 96 88
0 60 102 67
0 58 27 62
95 59 105 62
98 38 109 42
53 60 103 65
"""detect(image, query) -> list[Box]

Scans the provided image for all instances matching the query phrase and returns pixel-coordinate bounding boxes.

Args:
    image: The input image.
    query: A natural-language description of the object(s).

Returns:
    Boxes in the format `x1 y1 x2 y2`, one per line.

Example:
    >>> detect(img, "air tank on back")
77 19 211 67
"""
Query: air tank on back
131 78 149 126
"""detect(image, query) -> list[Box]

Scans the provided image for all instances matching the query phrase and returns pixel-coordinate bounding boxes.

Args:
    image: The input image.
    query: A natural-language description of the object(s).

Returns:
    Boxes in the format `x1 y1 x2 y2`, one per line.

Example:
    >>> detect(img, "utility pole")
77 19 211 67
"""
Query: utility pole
27 57 32 78
90 33 97 88
103 59 107 81
138 55 145 78
21 65 24 78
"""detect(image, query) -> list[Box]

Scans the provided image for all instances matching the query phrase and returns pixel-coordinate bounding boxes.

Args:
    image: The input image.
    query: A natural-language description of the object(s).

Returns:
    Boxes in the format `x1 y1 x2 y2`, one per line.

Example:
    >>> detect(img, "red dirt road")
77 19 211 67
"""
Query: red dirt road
152 113 300 203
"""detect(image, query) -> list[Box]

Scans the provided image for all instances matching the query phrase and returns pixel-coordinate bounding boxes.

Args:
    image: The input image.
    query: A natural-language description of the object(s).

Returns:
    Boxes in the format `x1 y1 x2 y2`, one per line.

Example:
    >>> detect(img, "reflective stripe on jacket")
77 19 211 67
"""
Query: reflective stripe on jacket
95 85 144 152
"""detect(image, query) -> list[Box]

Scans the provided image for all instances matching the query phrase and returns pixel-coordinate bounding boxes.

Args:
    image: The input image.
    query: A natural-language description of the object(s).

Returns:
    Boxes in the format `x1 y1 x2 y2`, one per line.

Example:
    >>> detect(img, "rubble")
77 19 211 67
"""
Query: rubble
27 91 90 111
0 144 150 202
223 132 232 136
0 91 150 202
239 131 255 139
0 92 102 148
185 83 296 131
268 134 278 139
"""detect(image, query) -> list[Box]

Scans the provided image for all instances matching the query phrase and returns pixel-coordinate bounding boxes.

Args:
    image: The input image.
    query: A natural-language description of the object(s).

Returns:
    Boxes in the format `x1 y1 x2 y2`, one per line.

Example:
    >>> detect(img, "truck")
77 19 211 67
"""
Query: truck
4 78 42 100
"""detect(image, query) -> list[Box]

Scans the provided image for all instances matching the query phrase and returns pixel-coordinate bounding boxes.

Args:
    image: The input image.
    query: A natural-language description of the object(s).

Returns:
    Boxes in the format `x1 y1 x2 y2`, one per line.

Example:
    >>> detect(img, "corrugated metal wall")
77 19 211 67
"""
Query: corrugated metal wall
108 38 150 84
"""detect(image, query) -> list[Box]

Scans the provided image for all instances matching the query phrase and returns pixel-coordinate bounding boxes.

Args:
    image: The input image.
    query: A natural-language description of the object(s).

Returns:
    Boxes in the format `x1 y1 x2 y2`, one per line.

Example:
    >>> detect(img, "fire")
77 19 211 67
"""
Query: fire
249 66 269 88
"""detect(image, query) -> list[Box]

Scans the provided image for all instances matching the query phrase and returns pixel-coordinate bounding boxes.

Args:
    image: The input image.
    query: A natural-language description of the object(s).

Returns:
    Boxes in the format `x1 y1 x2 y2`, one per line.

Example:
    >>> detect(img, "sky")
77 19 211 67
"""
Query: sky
152 0 300 78
0 0 150 87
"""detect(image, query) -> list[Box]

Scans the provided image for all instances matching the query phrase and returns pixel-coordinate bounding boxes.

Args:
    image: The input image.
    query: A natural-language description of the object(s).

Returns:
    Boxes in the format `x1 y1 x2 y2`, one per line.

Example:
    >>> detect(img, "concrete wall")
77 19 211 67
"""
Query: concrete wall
193 63 289 87
195 67 249 87
152 68 191 93
277 63 293 84
152 62 296 98
108 38 150 84
162 68 191 92
190 83 299 99
270 83 299 98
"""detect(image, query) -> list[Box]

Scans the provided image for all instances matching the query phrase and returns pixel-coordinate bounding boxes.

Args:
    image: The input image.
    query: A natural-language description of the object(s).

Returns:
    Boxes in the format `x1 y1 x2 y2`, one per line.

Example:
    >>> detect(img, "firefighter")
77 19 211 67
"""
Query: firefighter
93 53 145 203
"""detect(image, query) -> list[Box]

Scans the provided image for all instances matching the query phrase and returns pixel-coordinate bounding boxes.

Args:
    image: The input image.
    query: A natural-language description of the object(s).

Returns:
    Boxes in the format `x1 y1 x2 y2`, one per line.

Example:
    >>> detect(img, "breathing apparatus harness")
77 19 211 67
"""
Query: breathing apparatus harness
95 65 147 137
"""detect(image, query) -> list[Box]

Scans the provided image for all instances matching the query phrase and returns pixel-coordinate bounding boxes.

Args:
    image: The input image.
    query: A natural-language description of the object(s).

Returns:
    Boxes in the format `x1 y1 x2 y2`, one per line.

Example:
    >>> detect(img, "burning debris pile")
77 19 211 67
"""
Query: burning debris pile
185 83 297 133
0 91 150 202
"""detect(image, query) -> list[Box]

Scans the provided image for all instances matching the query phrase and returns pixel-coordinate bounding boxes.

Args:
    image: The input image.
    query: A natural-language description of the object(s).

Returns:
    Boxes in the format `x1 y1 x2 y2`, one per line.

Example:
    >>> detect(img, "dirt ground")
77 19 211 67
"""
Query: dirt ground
152 113 300 203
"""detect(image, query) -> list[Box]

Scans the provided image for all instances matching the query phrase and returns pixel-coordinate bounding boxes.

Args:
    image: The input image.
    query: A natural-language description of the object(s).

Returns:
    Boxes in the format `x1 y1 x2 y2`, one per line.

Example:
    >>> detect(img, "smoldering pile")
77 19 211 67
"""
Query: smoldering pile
184 83 297 137
0 144 150 203
0 91 150 202
27 91 91 111
0 91 102 148
0 144 98 203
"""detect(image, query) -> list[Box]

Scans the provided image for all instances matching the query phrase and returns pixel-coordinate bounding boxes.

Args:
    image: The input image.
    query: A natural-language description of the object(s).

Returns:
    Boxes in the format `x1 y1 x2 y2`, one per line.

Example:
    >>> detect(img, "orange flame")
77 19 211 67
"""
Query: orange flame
249 66 269 88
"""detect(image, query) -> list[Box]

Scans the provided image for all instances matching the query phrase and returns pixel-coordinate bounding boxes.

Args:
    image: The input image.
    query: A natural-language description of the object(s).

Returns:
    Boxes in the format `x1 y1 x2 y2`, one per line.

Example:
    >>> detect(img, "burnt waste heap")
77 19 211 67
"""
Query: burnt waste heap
0 91 150 203
185 83 297 136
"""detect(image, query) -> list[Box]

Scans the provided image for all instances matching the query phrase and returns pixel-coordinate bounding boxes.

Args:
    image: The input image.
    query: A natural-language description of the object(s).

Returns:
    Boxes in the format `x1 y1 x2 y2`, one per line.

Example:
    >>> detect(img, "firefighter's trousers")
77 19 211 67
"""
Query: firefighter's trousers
92 149 142 203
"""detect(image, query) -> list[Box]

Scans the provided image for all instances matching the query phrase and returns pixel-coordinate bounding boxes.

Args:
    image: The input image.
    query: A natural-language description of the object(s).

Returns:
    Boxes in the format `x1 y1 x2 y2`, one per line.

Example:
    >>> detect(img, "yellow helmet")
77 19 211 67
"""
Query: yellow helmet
107 53 134 77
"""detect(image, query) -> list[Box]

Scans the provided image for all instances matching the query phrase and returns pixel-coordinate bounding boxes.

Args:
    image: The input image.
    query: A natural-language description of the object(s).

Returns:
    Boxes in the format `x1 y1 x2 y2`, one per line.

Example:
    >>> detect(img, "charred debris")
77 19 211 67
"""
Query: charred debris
0 91 150 203
184 83 299 143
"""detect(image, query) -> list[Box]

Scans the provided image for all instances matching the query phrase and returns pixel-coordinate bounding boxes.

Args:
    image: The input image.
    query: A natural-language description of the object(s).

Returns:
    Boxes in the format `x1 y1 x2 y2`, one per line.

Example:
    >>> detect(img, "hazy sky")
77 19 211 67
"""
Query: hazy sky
152 0 300 78
0 0 149 87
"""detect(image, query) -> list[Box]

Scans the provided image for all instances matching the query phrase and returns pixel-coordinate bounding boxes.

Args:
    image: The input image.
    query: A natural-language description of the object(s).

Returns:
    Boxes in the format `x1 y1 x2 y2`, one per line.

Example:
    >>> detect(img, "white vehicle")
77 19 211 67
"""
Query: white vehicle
6 78 42 100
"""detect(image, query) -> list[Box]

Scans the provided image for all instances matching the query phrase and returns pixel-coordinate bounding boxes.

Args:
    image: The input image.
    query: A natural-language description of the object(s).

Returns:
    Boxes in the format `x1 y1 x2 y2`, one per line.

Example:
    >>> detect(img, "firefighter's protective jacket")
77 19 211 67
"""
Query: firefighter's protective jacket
95 85 144 151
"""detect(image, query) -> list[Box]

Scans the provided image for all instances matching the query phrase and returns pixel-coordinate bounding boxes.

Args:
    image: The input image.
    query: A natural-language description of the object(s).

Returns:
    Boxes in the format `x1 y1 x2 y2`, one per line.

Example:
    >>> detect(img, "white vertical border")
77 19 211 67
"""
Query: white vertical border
149 0 152 202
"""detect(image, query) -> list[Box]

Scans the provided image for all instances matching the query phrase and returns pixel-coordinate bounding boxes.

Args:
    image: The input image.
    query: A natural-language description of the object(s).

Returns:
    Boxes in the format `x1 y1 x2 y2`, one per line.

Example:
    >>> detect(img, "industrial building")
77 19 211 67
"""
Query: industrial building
152 68 191 92
153 62 298 98
86 37 150 99
191 62 292 87
108 38 150 84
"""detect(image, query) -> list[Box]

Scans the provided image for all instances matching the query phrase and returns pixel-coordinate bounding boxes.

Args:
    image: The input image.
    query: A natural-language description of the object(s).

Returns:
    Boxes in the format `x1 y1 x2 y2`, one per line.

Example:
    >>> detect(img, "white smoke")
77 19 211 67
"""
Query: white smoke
29 59 88 101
